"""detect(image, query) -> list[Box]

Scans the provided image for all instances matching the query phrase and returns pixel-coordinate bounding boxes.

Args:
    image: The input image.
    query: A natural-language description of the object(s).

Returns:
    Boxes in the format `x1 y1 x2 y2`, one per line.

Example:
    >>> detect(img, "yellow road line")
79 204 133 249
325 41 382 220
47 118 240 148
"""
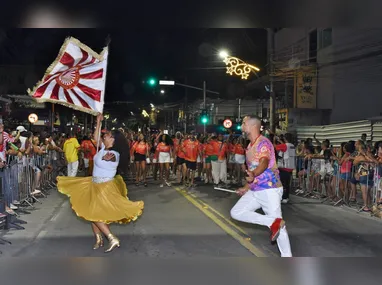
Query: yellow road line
189 192 249 236
191 194 278 257
174 187 269 257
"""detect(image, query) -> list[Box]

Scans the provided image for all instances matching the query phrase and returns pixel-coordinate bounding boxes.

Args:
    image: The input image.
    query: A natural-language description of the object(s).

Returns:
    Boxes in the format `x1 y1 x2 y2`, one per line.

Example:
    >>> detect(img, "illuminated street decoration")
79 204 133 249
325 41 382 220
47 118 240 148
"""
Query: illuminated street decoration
223 56 260 80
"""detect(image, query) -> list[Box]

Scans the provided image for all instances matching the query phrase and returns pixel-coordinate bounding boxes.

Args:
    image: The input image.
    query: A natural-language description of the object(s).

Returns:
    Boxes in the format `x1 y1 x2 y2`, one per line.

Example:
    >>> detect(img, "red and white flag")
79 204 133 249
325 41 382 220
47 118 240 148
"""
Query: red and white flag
28 37 109 116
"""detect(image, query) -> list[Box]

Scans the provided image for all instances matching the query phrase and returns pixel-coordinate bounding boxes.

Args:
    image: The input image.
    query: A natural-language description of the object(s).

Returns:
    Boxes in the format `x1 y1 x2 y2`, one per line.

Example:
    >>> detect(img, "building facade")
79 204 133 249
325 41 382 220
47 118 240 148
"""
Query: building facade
272 28 382 125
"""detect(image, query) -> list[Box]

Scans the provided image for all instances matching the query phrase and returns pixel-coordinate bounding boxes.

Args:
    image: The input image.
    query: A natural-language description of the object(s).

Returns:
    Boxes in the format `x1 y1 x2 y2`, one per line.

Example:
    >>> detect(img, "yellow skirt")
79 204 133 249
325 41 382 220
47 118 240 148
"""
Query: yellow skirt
57 175 144 224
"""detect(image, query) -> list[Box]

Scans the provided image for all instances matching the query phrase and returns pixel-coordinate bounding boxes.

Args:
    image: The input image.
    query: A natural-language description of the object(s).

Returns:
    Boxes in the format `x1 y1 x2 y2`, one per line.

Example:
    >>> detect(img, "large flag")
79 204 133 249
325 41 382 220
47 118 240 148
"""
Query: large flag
28 37 109 116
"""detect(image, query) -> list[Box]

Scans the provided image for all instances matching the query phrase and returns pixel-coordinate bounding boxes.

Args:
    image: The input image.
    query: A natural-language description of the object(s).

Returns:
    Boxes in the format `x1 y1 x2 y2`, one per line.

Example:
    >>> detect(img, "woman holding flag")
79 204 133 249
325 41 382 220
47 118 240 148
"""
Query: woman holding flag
57 114 144 253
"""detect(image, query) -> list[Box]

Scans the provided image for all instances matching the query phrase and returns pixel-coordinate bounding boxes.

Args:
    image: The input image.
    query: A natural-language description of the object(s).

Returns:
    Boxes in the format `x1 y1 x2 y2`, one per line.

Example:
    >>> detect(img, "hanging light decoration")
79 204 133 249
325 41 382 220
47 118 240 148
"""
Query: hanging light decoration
223 56 260 80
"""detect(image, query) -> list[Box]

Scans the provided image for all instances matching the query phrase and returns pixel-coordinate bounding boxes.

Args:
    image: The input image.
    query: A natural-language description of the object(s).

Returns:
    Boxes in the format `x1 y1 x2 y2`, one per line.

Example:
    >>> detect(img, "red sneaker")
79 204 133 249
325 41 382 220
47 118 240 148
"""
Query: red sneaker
270 218 285 242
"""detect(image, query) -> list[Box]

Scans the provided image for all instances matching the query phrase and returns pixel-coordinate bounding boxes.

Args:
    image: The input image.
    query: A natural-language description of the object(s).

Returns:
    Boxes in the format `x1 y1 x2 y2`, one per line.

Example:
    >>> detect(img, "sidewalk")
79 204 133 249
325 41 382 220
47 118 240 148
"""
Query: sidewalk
0 191 67 257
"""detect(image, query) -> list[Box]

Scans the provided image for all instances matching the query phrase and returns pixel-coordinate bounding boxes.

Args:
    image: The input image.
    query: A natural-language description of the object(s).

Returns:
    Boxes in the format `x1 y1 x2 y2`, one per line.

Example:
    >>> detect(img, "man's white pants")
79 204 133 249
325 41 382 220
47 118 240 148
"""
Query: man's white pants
230 187 292 257
67 161 79 177
211 160 227 184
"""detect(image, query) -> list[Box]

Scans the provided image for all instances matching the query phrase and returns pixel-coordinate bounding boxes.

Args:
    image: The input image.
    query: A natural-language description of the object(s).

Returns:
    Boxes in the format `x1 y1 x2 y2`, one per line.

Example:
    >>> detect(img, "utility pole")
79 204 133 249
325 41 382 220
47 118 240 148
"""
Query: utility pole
203 81 206 135
267 28 276 133
184 76 188 134
238 98 241 120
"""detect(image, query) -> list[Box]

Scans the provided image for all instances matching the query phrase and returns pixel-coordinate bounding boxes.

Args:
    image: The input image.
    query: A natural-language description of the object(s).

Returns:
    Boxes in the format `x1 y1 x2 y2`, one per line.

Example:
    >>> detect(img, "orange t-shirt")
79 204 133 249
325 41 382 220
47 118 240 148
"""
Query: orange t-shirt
81 140 97 160
210 140 227 160
176 139 185 158
134 141 148 155
157 142 171 153
204 142 214 156
234 144 245 155
183 139 199 162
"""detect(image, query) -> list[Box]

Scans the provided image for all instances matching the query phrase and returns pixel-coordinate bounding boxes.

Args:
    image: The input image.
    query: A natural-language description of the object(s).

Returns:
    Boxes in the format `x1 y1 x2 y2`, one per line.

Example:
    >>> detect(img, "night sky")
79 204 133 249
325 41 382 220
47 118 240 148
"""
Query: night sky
0 29 267 108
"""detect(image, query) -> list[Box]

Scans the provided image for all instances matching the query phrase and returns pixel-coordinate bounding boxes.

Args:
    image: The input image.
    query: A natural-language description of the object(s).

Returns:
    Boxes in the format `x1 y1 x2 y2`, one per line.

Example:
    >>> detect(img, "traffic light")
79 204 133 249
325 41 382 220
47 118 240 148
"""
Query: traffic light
147 77 157 87
236 124 241 130
200 110 209 125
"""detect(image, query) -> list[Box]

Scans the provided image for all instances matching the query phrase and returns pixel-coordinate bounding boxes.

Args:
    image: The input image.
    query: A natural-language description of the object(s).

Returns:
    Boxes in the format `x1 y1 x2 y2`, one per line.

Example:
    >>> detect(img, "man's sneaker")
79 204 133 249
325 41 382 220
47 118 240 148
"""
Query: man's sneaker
270 218 285 242
159 184 164 188
165 181 172 187
12 200 20 205
281 199 289 204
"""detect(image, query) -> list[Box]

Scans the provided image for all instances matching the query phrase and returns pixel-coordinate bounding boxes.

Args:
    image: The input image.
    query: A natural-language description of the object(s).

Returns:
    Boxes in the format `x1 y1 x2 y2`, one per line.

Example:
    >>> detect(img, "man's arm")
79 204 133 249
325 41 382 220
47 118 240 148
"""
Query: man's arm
249 157 269 179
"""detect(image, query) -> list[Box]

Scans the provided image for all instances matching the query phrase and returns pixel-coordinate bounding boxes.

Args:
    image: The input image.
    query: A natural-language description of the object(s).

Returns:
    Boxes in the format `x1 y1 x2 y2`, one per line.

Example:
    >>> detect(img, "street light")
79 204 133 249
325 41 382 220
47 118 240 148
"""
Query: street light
160 90 165 94
219 50 229 59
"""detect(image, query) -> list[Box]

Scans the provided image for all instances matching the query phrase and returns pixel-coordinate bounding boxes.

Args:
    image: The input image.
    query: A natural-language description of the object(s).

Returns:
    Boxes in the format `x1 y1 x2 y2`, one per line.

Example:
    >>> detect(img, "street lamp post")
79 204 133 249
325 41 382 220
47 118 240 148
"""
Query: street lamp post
267 28 276 133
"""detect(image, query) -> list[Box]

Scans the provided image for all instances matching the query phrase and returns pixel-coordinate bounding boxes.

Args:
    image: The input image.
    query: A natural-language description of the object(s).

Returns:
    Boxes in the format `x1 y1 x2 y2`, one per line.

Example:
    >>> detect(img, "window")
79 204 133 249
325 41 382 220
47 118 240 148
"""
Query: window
318 28 332 49
309 29 317 63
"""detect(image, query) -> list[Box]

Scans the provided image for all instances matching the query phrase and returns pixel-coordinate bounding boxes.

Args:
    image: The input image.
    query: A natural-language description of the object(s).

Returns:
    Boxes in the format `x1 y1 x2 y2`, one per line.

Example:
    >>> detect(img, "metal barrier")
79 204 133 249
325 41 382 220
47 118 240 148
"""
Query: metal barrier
0 150 59 253
293 155 381 212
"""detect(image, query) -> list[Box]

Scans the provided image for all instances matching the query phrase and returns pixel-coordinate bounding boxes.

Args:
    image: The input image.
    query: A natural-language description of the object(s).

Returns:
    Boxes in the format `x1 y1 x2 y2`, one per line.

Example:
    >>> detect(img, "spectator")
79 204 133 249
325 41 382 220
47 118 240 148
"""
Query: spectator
63 133 81 177
274 133 296 204
349 140 377 212
210 134 228 187
81 134 97 176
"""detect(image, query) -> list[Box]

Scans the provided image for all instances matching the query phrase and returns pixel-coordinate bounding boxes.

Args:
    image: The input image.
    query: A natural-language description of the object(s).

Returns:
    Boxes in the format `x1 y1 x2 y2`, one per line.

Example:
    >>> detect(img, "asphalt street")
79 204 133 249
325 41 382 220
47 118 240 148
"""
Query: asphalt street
2 176 382 257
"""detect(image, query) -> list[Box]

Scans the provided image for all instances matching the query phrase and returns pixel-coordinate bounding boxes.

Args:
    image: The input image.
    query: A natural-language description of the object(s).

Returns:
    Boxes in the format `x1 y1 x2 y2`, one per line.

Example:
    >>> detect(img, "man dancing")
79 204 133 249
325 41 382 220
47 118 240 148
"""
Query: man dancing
230 115 292 257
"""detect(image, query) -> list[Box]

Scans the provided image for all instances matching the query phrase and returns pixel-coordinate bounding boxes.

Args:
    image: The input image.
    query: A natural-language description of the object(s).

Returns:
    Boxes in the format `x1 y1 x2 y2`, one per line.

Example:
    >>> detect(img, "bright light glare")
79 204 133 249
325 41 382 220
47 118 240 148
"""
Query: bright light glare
219 50 229 59
160 90 165 94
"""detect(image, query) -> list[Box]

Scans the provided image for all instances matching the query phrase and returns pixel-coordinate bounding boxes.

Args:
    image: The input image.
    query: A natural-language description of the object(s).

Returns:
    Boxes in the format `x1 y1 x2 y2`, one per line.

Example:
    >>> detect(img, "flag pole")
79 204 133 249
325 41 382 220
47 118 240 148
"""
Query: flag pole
96 35 111 153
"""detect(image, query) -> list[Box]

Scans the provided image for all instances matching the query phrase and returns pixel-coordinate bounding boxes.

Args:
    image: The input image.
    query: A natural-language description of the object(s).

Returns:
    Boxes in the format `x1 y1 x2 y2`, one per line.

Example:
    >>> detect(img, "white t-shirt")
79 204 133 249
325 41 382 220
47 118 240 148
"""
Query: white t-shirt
92 144 120 178
19 136 27 149
50 140 58 160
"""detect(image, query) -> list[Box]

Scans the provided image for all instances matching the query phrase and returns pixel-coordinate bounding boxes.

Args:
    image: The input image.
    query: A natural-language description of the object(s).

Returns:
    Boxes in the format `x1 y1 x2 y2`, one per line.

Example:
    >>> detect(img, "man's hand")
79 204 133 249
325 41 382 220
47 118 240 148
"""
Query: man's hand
0 124 4 132
236 187 249 196
245 170 255 183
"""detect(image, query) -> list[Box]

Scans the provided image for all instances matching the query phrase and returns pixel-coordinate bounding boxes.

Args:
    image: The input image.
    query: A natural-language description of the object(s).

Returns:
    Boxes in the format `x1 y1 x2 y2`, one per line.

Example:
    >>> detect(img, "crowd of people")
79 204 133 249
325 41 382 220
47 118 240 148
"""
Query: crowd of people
294 133 382 213
3 113 382 256
1 118 381 214
0 120 275 221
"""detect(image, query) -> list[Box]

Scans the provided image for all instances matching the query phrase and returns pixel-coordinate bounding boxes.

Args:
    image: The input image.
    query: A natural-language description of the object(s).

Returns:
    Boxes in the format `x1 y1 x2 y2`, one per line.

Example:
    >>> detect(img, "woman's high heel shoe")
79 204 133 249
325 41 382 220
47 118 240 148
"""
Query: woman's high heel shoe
105 233 120 253
93 233 104 250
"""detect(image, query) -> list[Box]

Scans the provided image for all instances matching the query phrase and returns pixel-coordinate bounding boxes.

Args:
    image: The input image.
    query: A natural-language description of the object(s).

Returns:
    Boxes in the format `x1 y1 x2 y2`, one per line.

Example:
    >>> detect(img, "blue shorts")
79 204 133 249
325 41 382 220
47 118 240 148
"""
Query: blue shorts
340 172 351 180
351 175 374 187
